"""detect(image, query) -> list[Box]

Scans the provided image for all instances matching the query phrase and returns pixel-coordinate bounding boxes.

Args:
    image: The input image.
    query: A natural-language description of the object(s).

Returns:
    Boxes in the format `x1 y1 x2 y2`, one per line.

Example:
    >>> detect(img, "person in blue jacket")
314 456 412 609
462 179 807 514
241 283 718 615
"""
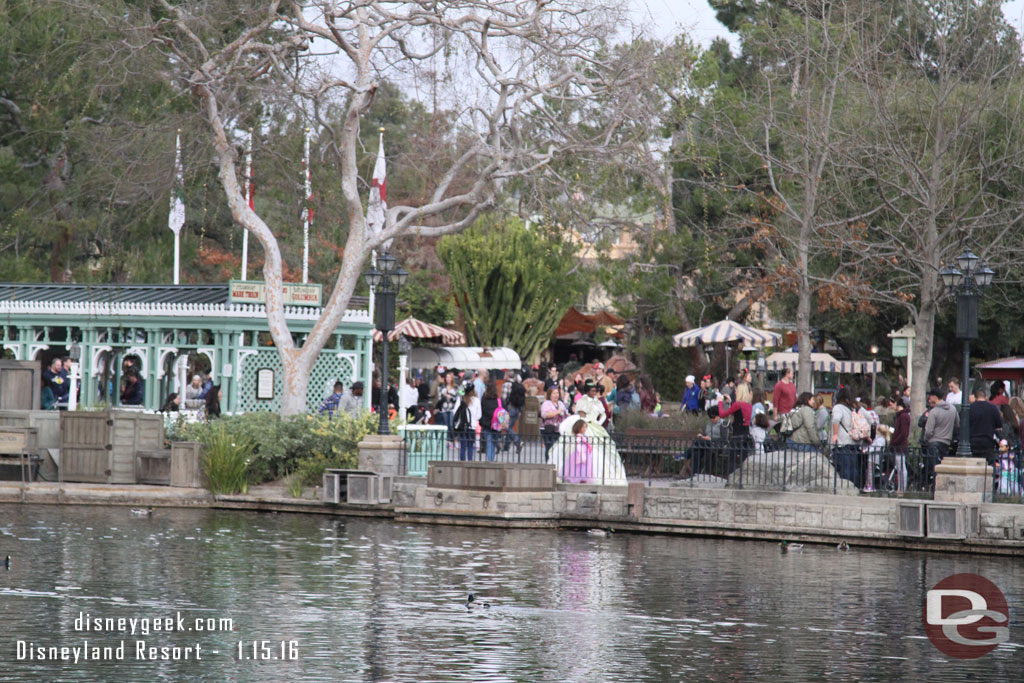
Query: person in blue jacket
681 375 700 413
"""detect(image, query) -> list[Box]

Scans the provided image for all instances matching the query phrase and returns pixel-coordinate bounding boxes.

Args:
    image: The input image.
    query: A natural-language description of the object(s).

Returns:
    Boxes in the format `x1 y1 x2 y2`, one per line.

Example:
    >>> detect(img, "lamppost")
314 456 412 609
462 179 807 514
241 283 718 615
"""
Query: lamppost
939 249 995 458
869 344 879 402
363 251 408 435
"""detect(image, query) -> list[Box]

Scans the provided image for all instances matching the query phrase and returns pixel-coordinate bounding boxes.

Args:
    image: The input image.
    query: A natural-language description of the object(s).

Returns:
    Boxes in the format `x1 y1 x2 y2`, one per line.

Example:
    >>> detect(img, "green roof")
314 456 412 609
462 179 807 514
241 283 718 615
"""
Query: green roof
0 283 367 308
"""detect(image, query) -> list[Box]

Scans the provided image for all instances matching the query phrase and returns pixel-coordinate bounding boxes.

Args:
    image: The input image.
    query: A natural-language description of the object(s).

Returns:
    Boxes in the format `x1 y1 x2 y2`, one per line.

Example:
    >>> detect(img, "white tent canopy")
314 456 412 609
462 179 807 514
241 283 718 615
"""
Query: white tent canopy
673 319 782 348
408 346 521 371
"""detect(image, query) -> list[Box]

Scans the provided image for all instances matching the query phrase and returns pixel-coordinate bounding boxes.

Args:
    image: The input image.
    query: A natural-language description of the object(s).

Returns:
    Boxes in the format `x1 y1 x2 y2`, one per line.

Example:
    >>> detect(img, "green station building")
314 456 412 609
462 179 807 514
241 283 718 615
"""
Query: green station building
0 283 374 413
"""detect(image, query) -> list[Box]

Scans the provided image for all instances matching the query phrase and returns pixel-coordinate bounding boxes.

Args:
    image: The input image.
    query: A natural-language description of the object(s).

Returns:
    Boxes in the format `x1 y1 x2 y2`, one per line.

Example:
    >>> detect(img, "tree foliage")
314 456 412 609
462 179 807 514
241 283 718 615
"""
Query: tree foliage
437 215 584 362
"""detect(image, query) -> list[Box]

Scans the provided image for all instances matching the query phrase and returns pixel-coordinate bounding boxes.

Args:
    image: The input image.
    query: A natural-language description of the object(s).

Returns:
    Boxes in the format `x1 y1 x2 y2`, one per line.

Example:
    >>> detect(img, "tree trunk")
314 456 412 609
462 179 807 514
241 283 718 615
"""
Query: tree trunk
796 277 813 394
279 348 314 416
909 275 938 420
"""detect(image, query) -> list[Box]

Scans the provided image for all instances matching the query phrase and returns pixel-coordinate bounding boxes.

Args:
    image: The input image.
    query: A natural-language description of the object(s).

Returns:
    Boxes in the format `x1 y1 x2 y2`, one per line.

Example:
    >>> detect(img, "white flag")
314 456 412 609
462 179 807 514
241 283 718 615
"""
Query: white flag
168 131 185 235
366 131 389 249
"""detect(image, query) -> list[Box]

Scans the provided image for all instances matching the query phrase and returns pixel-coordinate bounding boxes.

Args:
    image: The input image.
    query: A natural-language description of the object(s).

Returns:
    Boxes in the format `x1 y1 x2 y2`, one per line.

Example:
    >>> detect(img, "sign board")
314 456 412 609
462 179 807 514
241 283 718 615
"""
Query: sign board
0 428 36 454
229 280 322 307
256 368 275 400
892 338 908 358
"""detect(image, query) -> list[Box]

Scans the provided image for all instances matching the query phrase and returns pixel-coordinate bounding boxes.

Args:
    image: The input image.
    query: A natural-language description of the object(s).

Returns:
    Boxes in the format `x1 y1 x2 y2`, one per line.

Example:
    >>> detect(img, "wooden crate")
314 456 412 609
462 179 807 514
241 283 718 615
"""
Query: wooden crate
60 410 166 484
136 450 171 485
170 442 204 488
0 360 41 410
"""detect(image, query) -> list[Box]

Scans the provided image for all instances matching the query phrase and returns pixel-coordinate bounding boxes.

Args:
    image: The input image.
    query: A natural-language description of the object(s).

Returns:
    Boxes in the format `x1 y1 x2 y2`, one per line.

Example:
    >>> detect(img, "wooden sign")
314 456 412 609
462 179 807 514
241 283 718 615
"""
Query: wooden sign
229 280 322 307
0 428 36 454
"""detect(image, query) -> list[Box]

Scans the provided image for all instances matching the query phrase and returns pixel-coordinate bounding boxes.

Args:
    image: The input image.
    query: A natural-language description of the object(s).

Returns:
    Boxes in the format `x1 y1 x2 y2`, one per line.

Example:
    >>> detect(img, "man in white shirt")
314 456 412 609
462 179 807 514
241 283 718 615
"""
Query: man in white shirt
945 378 962 405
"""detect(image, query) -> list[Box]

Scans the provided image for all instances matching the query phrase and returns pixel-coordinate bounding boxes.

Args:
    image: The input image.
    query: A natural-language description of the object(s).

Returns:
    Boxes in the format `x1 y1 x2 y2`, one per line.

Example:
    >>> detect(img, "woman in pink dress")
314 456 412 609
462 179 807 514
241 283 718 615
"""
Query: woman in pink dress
564 419 592 483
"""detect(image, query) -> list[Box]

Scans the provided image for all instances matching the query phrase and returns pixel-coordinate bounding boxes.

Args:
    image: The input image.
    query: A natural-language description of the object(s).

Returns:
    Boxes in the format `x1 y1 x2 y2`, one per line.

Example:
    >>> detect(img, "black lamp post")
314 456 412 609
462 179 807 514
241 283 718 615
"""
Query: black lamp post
939 249 995 458
364 251 408 435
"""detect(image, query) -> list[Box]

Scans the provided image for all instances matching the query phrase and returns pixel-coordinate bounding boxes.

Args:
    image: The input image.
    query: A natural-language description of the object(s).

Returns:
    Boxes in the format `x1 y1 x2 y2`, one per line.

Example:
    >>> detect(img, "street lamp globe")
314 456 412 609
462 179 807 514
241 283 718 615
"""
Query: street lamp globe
363 268 383 289
939 265 962 289
956 249 979 275
974 265 995 288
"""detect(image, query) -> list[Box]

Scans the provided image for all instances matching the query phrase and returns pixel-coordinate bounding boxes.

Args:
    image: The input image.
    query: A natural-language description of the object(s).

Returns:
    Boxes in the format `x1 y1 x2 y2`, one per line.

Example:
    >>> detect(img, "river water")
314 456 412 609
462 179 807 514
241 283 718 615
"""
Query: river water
0 504 1020 681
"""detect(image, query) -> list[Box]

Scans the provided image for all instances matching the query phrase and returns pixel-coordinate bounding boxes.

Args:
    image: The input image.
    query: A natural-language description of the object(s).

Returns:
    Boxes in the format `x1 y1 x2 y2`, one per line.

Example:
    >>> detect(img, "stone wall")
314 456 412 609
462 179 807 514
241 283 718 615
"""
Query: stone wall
392 479 1024 552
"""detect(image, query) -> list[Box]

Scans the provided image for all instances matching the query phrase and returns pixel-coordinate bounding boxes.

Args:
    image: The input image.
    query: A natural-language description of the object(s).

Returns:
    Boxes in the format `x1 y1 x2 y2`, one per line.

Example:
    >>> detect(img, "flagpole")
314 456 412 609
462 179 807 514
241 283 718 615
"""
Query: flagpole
366 128 387 411
169 129 185 285
242 128 252 281
302 127 311 284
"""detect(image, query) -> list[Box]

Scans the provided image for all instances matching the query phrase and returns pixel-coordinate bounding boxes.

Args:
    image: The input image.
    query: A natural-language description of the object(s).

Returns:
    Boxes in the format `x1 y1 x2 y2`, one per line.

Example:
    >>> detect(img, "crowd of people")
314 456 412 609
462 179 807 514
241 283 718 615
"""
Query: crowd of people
680 367 1022 495
309 358 1024 495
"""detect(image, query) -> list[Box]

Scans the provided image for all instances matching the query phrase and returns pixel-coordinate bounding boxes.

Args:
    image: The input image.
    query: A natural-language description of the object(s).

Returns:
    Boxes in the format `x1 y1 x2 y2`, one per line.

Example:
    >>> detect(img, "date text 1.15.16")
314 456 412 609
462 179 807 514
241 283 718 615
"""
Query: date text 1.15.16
236 640 298 660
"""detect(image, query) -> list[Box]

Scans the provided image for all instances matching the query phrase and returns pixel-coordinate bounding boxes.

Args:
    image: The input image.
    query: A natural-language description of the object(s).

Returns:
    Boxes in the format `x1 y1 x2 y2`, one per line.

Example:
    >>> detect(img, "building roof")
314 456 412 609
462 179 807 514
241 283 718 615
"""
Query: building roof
0 283 367 308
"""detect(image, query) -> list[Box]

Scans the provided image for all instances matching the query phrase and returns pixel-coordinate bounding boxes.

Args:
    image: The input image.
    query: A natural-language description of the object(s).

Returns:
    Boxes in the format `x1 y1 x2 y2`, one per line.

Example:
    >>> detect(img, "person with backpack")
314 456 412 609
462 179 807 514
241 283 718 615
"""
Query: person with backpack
502 373 526 455
830 388 867 487
453 383 480 461
479 381 503 462
785 392 820 452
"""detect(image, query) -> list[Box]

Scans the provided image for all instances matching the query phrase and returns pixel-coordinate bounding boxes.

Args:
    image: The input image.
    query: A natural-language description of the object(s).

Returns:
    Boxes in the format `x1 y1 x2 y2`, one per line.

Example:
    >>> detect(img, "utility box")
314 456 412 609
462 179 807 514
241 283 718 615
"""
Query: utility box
897 502 925 537
322 469 392 505
926 503 967 540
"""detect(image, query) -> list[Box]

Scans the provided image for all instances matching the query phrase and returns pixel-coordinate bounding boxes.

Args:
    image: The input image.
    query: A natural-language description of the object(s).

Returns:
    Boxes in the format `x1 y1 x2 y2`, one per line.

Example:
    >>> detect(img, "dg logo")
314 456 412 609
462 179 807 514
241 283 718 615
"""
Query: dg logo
923 573 1010 659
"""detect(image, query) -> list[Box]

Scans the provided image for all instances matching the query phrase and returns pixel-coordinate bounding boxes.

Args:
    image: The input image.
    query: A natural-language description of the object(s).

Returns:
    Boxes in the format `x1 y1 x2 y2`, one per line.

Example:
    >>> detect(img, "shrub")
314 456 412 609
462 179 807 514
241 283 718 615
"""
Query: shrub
170 410 380 486
200 423 254 495
612 409 707 433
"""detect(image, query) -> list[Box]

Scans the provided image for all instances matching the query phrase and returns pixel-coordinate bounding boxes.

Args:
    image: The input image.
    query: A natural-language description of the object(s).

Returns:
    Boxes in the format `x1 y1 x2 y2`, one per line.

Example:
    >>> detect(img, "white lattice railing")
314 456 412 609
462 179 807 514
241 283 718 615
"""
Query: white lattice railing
0 300 371 324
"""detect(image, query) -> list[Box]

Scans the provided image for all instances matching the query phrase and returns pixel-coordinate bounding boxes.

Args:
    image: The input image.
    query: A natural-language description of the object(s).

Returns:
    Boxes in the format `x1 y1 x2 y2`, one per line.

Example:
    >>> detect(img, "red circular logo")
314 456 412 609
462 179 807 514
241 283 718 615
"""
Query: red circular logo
923 573 1009 659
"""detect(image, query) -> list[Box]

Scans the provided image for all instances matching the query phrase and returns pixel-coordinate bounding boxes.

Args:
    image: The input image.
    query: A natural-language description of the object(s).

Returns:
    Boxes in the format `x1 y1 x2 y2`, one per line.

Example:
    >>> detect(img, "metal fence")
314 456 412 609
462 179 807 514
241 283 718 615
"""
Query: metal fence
398 428 1024 501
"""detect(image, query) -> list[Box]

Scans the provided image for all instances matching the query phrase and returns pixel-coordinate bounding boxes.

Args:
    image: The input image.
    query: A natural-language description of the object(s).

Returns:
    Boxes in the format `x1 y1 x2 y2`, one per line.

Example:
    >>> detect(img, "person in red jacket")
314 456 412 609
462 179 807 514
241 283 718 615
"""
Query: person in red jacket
772 367 797 417
719 397 752 438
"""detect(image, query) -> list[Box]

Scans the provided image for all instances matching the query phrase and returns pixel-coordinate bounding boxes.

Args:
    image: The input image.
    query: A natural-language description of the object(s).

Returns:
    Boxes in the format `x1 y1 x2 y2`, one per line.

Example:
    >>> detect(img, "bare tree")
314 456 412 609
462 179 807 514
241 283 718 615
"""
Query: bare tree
710 0 884 394
134 0 627 414
837 0 1024 415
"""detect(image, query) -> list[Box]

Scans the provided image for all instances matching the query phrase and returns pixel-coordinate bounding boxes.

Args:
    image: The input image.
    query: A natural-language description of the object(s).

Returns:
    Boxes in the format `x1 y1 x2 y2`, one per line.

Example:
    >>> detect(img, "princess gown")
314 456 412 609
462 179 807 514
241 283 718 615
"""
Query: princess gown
549 396 628 486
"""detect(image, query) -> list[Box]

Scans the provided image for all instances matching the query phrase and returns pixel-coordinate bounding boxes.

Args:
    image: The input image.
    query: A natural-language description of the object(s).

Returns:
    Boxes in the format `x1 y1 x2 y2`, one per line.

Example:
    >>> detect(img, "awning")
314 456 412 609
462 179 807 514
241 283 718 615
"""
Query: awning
554 307 624 336
408 346 521 371
977 357 1024 381
372 317 465 345
739 351 882 374
673 320 782 348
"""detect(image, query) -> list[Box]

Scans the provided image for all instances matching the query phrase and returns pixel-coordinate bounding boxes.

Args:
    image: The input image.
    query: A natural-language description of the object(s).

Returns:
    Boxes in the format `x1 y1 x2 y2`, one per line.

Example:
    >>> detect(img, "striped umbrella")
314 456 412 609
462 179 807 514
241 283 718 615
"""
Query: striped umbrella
672 319 781 348
372 317 466 345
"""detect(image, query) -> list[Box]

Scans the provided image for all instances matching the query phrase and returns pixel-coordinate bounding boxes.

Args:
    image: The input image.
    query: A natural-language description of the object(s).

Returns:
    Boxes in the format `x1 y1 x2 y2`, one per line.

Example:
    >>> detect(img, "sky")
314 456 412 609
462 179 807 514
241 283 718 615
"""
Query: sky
631 0 1024 50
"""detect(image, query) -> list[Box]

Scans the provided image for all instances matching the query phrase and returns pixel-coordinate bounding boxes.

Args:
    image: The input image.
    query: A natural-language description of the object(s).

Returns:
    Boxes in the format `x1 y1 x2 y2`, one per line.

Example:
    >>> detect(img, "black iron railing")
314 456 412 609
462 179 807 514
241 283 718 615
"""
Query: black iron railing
397 428 1024 500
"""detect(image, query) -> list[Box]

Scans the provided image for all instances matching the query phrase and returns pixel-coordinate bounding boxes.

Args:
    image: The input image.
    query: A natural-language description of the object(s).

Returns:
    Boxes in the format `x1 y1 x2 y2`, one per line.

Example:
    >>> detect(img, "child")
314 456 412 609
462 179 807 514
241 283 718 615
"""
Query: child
751 412 770 457
565 419 592 484
864 424 890 492
997 440 1022 495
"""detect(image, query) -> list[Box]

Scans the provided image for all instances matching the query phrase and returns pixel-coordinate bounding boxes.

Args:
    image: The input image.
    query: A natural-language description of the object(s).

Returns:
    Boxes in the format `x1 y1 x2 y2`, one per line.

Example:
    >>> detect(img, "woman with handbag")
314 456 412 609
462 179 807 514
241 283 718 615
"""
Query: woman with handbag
540 386 568 458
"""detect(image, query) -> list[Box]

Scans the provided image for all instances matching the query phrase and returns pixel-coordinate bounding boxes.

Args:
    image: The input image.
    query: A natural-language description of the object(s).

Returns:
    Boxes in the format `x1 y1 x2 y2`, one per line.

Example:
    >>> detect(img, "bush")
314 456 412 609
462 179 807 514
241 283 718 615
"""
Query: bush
612 409 707 433
169 410 380 486
200 423 254 495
